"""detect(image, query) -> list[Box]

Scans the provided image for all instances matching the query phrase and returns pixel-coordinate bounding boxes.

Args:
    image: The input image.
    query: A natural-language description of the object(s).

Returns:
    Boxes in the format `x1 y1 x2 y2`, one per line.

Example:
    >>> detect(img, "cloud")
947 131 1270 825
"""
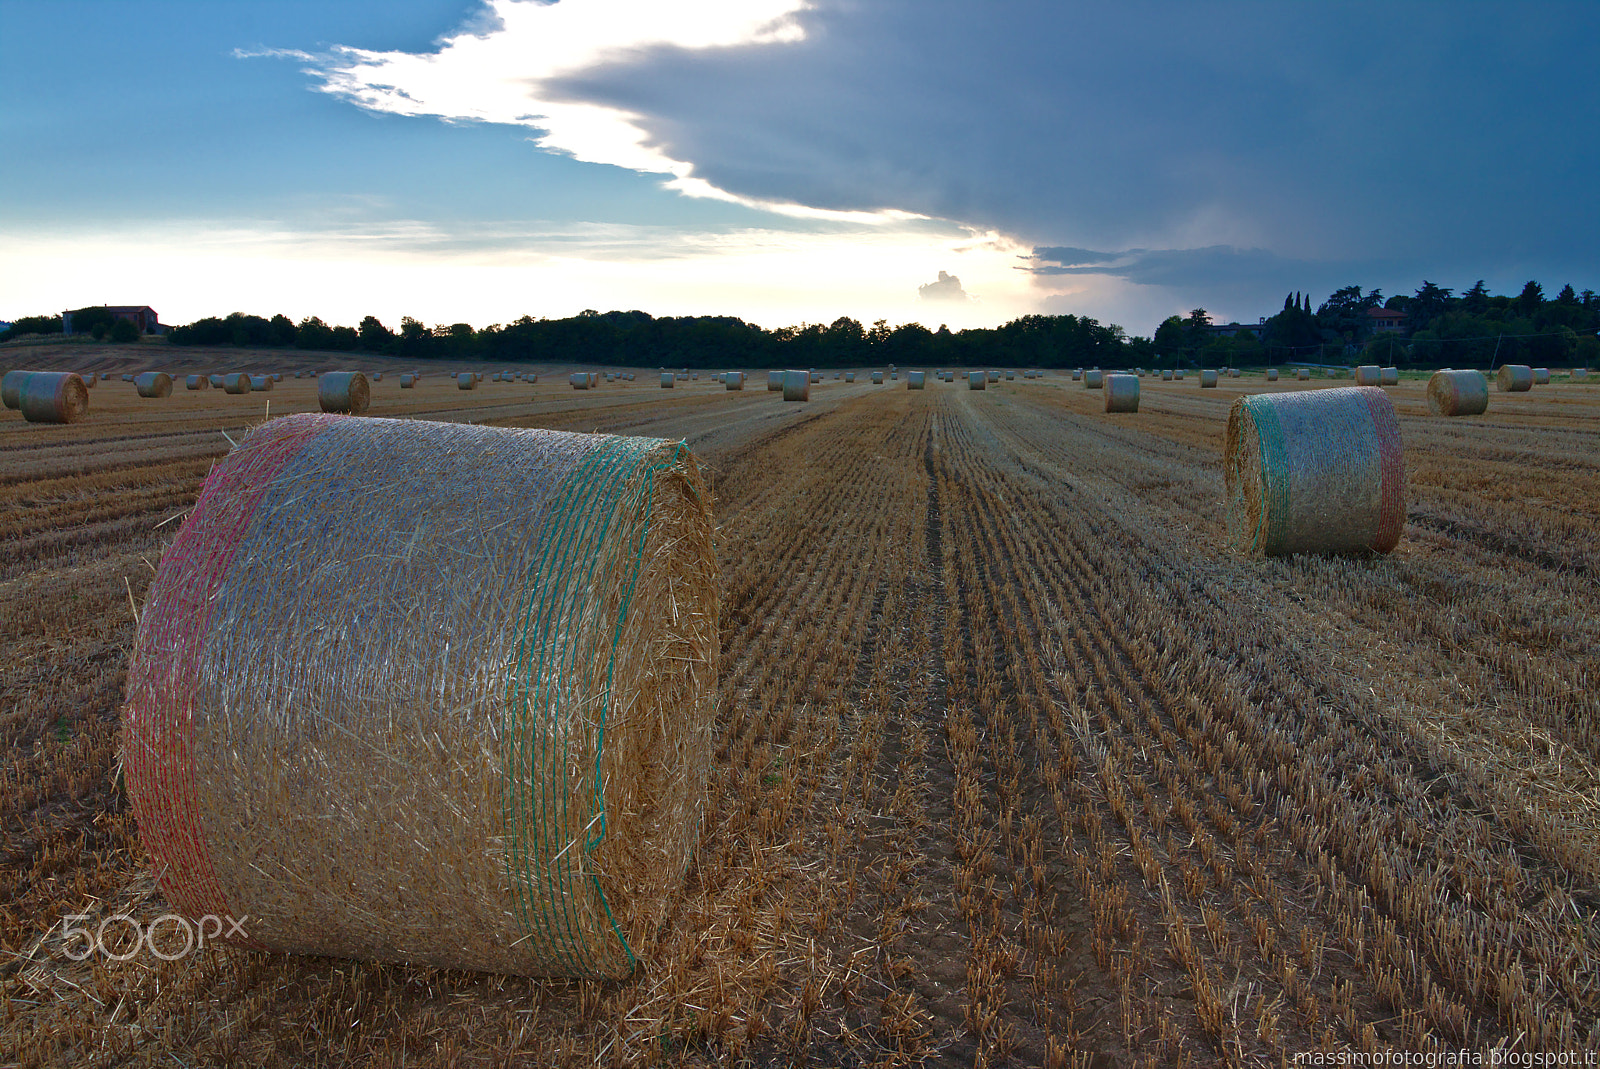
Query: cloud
918 270 968 303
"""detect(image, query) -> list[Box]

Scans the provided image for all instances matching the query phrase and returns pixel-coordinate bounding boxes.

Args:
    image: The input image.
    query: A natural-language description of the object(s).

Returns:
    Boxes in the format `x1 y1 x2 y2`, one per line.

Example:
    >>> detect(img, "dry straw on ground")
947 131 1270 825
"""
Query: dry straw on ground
1104 373 1139 412
1497 364 1533 392
783 369 810 401
317 371 370 415
1427 369 1489 417
1224 385 1405 557
122 414 719 979
135 372 173 398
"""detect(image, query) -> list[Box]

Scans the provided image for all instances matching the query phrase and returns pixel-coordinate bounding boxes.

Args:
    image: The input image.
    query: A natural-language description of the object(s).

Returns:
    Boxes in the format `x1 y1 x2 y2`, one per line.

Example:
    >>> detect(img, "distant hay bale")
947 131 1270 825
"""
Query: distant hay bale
845 371 855 382
400 374 416 388
249 376 274 392
987 370 999 382
1426 369 1488 416
660 373 674 388
123 415 717 979
207 374 224 388
136 372 174 398
968 371 986 390
1174 369 1185 380
783 369 810 401
1200 369 1219 388
18 372 90 423
1005 371 1015 380
1265 369 1279 381
100 373 111 381
221 374 251 394
1071 369 1082 381
871 371 884 384
1573 368 1588 381
122 373 135 382
572 373 591 390
1104 374 1139 413
272 374 283 382
1496 364 1533 392
588 373 599 388
318 372 371 415
725 372 744 391
767 371 783 391
531 374 540 384
1224 386 1404 557
1161 369 1173 381
186 374 209 390
373 372 384 382
1532 367 1551 385
1084 370 1104 389
458 374 478 390
1297 368 1310 381
809 373 821 384
1380 367 1399 386
907 371 926 389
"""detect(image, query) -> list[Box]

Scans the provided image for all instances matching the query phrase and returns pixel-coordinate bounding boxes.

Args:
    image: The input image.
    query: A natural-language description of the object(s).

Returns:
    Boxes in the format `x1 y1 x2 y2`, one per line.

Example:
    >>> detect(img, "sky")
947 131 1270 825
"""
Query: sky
2 1 1597 337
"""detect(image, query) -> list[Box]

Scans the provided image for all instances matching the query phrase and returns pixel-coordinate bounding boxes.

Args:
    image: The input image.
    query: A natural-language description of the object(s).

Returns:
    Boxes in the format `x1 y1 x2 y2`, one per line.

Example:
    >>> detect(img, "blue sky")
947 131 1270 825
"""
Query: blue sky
3 1 1597 336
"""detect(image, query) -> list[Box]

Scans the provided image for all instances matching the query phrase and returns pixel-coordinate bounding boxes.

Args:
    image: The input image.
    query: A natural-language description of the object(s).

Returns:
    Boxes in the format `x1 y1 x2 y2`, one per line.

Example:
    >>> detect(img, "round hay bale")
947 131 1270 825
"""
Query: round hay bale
249 376 274 392
318 372 371 415
782 370 810 401
136 372 174 398
3 369 34 409
767 371 783 391
660 372 674 388
1161 369 1173 381
1174 369 1185 380
1199 369 1219 388
572 373 591 390
907 371 926 389
1228 368 1240 378
1532 367 1551 385
1224 386 1404 557
809 373 821 384
871 371 884 384
1084 370 1104 389
1297 368 1310 381
1072 368 1082 380
725 372 744 391
1426 369 1488 416
588 373 599 388
531 374 541 384
1005 370 1015 380
372 372 384 383
1104 374 1139 413
1265 369 1279 381
845 371 855 383
968 371 987 390
80 373 96 389
186 374 210 391
1496 364 1533 392
209 374 225 388
122 415 717 979
121 373 135 382
1380 367 1399 386
19 372 90 423
222 374 251 395
400 374 416 388
458 373 477 391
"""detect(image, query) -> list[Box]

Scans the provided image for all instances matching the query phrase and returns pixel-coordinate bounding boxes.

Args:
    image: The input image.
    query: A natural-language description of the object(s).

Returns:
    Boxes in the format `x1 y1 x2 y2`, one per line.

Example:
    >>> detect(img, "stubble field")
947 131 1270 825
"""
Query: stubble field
2 346 1597 1067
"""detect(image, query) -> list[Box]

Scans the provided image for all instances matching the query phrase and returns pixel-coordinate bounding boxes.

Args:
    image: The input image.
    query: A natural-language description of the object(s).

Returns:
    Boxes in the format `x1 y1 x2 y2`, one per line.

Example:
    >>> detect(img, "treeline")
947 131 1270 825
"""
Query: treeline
0 307 141 344
1156 279 1600 367
162 309 1132 368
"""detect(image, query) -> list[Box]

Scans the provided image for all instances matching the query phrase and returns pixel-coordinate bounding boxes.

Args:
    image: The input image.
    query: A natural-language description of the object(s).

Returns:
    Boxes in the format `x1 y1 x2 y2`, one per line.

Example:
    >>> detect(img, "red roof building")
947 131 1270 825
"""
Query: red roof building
1367 307 1408 332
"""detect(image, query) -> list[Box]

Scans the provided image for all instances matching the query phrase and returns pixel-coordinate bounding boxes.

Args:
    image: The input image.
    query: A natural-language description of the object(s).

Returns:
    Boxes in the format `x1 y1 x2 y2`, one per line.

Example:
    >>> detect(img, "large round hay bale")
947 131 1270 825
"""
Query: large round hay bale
1105 374 1139 413
400 373 416 388
1297 368 1310 381
767 371 783 391
1265 369 1279 381
871 371 884 384
907 371 926 389
1353 365 1381 386
318 372 371 415
845 371 855 383
782 369 810 401
725 372 744 391
968 371 986 390
250 376 274 392
122 415 717 979
18 372 90 423
660 372 674 388
1532 367 1551 385
1084 370 1104 389
209 374 225 388
1174 369 1185 380
1228 368 1241 378
1161 369 1173 381
1198 369 1218 388
1496 364 1533 392
1071 369 1082 381
136 372 174 398
220 374 250 394
1380 367 1399 386
1224 386 1404 557
572 373 591 390
1426 369 1488 416
458 373 477 390
186 374 209 391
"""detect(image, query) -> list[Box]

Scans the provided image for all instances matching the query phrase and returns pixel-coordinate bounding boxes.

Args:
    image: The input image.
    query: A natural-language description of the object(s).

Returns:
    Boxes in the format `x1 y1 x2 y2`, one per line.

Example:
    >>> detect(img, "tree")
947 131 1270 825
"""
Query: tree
359 315 394 350
1555 283 1579 306
1408 281 1454 332
1316 285 1383 340
1517 280 1544 318
1461 280 1490 314
109 318 139 343
1153 316 1186 358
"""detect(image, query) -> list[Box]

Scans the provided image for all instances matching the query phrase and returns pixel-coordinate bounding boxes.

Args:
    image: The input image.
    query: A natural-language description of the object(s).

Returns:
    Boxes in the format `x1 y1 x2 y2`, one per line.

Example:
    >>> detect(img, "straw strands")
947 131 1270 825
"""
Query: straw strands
1496 365 1533 392
122 415 718 979
782 369 810 401
1427 369 1489 417
135 372 173 398
1199 369 1218 388
16 371 91 424
318 372 371 415
1224 386 1405 557
1104 373 1139 413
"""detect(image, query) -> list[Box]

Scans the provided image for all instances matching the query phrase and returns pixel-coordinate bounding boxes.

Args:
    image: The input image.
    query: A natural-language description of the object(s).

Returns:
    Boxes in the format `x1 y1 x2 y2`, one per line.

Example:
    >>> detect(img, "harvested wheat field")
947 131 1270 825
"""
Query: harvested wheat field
3 347 1598 1067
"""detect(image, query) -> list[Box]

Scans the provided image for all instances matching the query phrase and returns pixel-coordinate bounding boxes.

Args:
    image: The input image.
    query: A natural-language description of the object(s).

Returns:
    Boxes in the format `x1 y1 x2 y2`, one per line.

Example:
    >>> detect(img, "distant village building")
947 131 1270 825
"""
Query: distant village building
63 306 164 335
1366 307 1407 333
1203 320 1267 339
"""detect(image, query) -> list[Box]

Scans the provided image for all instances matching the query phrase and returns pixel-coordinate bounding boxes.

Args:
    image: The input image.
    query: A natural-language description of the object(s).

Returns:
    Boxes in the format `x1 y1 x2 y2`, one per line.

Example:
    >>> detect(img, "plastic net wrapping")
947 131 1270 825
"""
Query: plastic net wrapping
122 414 718 978
1224 386 1405 557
